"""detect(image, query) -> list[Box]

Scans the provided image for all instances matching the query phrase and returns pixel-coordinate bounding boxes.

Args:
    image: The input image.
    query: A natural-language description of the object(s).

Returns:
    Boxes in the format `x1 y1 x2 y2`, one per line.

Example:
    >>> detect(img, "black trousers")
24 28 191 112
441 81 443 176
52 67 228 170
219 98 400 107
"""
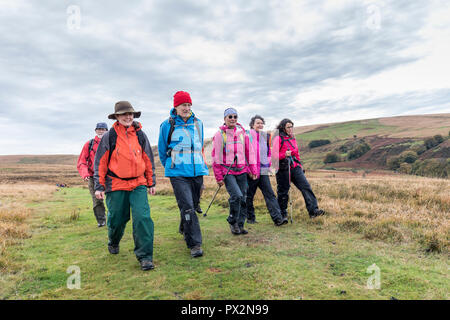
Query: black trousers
170 176 203 249
224 173 248 228
246 175 283 222
276 166 318 216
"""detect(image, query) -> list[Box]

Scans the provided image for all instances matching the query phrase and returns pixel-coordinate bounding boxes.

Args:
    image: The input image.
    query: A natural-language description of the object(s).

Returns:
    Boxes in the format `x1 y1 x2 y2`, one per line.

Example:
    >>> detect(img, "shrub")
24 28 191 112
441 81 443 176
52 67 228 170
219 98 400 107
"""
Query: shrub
424 135 444 150
324 152 340 164
387 156 402 170
347 142 371 160
399 150 418 164
411 158 449 178
398 163 412 174
308 139 331 148
411 143 427 155
433 134 444 144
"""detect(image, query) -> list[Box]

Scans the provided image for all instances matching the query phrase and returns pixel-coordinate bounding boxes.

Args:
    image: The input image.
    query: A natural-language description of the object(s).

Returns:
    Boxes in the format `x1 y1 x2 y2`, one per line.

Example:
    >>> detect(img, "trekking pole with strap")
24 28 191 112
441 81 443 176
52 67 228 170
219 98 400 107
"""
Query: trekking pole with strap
203 154 237 217
288 156 294 224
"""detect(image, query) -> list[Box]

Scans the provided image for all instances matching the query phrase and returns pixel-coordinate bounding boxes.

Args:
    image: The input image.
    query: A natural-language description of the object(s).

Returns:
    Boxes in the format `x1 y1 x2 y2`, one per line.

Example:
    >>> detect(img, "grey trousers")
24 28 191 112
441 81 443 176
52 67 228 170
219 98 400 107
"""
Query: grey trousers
88 177 106 224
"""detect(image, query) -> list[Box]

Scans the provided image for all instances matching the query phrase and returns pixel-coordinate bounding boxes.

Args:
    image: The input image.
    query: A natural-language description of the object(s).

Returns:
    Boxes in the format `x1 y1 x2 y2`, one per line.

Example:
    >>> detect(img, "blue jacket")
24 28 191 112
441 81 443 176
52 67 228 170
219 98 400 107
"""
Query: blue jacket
158 109 209 177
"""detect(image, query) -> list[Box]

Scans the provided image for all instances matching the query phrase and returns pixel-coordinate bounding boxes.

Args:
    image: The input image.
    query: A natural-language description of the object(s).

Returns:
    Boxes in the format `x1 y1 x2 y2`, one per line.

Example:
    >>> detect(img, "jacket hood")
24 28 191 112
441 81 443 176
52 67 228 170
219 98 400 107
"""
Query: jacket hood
170 108 196 121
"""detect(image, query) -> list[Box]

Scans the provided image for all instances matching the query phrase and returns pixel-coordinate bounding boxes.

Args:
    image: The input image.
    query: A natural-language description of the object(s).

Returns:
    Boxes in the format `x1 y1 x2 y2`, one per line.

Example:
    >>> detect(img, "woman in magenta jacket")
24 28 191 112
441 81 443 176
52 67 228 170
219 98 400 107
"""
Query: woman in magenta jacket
211 108 258 235
273 118 325 219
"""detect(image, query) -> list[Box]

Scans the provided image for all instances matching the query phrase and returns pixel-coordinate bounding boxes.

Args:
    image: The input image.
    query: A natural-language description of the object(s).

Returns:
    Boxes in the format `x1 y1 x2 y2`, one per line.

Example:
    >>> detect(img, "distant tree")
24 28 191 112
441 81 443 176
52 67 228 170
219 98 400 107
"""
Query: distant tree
399 163 412 174
387 156 402 170
424 135 444 150
411 158 448 178
347 142 371 160
433 134 444 144
308 139 331 148
338 145 348 153
324 152 340 164
400 150 418 164
411 143 427 155
424 137 436 150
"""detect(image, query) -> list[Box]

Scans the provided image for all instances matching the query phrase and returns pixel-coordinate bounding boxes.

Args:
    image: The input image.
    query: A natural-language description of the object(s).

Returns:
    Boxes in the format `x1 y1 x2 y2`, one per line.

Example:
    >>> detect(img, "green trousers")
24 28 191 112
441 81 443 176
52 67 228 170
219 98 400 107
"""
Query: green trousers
106 185 154 261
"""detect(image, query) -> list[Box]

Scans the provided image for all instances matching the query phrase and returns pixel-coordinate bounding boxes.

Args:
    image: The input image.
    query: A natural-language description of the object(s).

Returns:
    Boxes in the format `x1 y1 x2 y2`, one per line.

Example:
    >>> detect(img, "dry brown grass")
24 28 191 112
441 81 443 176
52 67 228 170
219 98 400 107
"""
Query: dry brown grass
378 113 450 138
0 183 57 270
0 164 82 186
299 175 449 253
193 172 449 254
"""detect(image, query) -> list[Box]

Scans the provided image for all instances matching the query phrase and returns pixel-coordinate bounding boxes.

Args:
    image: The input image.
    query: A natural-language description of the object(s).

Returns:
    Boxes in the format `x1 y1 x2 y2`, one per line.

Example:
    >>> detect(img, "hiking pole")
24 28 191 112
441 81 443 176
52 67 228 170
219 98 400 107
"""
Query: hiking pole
203 154 237 217
288 156 293 224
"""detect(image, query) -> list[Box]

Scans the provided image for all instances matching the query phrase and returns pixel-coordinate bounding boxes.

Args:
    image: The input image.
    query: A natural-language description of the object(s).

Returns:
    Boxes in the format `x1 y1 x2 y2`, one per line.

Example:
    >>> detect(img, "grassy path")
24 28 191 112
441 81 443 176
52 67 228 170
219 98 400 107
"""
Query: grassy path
1 187 448 299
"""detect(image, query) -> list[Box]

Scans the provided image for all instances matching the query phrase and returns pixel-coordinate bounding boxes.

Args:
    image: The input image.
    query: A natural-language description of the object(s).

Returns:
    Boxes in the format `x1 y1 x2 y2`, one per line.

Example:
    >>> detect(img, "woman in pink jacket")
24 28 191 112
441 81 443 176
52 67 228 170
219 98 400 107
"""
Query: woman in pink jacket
273 118 325 219
212 108 258 235
246 115 288 226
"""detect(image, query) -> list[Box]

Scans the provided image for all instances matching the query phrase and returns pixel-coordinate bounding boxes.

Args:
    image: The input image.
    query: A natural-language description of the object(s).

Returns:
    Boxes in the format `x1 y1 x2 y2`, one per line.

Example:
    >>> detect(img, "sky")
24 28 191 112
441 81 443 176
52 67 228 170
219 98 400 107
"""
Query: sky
1 0 450 154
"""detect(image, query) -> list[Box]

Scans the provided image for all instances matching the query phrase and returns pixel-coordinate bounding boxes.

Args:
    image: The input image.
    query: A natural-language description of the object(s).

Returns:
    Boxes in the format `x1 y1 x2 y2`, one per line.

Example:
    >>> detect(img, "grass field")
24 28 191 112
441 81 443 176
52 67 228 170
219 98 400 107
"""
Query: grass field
296 119 396 143
0 164 448 300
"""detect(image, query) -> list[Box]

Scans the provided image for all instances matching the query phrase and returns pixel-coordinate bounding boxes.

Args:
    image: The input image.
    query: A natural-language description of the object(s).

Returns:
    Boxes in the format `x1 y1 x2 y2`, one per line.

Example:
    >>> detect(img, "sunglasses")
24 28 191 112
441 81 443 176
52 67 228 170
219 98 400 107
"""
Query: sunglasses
227 115 238 119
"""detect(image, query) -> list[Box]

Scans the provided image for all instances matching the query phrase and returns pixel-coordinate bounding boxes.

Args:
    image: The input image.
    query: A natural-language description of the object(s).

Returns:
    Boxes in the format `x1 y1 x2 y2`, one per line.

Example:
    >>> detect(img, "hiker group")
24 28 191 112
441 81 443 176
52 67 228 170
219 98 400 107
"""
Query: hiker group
77 91 324 271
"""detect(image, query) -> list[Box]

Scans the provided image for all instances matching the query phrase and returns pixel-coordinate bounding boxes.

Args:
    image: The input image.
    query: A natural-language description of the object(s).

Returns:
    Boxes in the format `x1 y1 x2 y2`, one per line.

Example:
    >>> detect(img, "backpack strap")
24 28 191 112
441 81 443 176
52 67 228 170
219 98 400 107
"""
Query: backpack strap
88 139 95 153
167 117 176 145
108 127 117 164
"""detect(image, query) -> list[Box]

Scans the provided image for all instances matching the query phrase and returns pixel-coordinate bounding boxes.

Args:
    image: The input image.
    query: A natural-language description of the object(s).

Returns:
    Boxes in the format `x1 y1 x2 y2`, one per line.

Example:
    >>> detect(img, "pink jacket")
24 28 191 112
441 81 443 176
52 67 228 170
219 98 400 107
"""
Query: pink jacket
272 133 302 170
248 129 272 177
211 124 257 182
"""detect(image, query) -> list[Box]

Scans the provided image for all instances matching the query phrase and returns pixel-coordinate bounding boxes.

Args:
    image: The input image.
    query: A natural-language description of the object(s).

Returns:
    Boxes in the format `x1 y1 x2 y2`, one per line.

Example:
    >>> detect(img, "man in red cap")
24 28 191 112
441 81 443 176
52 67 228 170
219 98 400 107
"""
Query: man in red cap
158 91 209 258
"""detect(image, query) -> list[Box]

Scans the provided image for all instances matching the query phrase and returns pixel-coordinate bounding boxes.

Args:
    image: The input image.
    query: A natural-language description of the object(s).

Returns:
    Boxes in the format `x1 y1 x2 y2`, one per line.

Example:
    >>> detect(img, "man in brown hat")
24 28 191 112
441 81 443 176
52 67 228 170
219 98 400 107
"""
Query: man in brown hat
94 101 157 271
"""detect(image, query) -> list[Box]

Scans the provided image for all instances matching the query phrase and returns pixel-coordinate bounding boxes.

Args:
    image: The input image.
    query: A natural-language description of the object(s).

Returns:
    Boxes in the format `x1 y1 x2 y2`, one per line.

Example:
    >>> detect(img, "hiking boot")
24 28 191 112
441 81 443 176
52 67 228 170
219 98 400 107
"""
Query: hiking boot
108 244 119 254
140 259 155 271
230 223 241 235
98 221 106 227
195 205 203 214
239 227 248 235
274 217 288 226
247 219 257 224
190 245 203 258
310 209 325 219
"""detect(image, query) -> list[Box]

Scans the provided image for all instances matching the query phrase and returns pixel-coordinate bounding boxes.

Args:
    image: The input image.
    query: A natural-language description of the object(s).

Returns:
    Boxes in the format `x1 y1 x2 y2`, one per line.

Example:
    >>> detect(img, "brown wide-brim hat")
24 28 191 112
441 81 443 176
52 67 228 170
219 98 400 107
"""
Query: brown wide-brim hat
108 101 141 120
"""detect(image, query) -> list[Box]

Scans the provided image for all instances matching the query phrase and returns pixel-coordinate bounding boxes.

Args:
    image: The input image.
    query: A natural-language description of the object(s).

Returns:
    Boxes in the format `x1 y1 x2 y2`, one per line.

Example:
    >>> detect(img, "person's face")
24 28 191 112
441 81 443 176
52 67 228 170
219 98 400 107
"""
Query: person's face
285 122 294 136
225 114 238 128
175 103 192 119
95 128 107 138
116 112 134 127
254 119 264 132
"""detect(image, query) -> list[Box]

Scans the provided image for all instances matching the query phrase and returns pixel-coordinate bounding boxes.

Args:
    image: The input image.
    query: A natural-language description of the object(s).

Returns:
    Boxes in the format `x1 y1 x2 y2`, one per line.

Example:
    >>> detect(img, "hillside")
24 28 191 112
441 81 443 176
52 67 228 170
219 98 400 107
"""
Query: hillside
293 113 450 175
1 113 449 179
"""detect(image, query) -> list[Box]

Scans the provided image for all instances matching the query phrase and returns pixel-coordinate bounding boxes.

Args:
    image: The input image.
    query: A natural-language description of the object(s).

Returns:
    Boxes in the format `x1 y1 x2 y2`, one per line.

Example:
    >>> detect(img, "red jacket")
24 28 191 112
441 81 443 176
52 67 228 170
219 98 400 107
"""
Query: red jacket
94 121 156 192
77 136 100 179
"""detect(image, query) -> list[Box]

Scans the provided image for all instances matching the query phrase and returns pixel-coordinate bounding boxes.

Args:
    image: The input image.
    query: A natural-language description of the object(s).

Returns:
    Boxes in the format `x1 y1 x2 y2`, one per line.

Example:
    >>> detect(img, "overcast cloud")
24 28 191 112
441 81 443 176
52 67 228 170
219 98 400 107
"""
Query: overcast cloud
0 0 449 154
